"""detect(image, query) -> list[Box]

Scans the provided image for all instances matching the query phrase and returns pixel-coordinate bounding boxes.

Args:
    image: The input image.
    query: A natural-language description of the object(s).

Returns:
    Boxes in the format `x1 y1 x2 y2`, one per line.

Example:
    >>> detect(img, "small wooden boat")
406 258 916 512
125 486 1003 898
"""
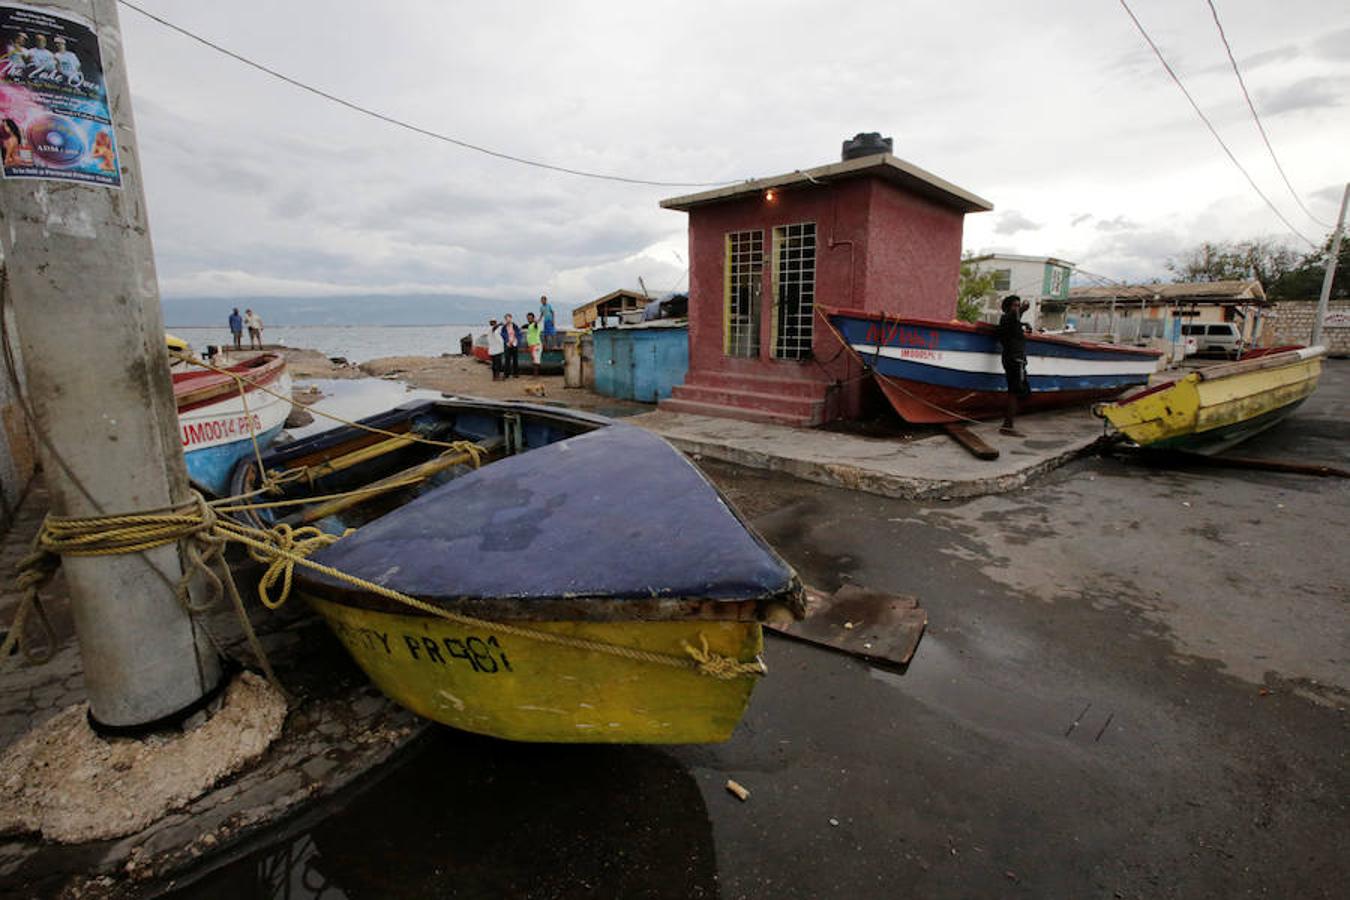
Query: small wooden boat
823 306 1162 424
175 352 292 495
1094 345 1325 455
227 398 804 744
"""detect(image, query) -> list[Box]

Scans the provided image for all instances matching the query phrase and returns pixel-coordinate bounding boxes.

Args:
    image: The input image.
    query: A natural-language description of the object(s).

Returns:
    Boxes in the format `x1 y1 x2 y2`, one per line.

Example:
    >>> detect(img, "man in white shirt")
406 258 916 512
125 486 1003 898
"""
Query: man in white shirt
486 318 504 380
244 308 263 350
25 34 56 81
52 36 82 87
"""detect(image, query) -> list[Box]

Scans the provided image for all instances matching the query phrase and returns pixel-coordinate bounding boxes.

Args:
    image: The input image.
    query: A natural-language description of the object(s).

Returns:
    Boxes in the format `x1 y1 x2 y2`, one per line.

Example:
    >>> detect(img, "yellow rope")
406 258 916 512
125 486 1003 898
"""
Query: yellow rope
10 493 765 682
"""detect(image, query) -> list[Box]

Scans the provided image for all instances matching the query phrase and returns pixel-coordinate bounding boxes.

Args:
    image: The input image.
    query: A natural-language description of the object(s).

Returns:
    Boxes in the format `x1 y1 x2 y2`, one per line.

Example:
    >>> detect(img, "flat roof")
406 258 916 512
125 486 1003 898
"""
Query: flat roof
660 153 993 214
970 253 1076 267
1068 280 1267 305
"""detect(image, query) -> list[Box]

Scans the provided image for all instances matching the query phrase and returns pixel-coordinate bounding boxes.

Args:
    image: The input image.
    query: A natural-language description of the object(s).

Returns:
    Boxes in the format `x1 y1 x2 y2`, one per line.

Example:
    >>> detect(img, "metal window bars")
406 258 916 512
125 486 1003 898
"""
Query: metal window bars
773 223 816 360
726 230 763 358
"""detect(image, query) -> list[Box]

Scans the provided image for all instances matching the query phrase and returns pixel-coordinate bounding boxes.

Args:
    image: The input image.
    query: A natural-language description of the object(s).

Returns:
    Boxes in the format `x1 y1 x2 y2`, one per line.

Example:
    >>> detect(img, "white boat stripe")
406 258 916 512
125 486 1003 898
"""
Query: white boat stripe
849 344 1160 377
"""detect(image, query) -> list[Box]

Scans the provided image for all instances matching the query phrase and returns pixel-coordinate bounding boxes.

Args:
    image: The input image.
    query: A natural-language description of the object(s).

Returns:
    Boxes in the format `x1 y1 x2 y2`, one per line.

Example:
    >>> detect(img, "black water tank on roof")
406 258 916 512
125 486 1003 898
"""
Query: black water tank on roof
842 132 893 160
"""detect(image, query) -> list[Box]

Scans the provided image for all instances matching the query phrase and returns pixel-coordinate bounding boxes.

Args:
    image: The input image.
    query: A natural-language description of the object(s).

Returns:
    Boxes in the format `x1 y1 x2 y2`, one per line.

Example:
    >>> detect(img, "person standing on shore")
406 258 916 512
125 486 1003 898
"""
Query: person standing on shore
486 317 504 380
996 294 1032 437
525 312 543 377
228 308 243 350
500 314 521 379
244 308 264 350
539 295 557 349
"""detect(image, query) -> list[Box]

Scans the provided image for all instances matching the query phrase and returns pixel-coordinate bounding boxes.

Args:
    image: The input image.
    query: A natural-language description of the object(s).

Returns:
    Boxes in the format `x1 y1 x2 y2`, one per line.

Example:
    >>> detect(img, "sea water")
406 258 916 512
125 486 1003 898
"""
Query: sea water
168 324 487 364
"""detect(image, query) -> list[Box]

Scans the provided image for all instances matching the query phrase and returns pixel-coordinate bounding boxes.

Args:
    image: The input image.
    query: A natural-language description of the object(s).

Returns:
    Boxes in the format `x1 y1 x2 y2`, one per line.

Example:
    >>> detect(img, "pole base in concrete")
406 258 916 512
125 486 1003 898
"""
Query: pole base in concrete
0 672 286 843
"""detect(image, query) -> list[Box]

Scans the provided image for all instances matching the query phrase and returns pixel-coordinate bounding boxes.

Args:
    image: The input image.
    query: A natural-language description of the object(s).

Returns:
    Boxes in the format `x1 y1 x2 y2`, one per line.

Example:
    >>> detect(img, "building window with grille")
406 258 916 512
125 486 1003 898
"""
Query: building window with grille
725 230 763 358
773 222 816 359
992 268 1012 292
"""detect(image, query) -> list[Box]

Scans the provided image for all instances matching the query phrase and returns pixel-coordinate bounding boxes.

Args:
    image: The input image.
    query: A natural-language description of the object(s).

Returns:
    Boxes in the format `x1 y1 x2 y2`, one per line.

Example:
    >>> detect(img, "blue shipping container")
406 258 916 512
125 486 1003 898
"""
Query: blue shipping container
593 325 689 402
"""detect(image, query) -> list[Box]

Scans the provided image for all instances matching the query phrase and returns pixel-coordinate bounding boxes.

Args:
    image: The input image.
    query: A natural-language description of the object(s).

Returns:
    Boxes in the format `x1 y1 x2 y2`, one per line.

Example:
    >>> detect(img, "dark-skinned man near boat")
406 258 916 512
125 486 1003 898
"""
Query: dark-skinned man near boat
997 294 1032 436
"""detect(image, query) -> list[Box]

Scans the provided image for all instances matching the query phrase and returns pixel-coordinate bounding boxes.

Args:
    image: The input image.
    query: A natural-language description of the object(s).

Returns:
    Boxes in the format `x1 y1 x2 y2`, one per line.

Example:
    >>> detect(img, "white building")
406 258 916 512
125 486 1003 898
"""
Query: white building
969 254 1074 329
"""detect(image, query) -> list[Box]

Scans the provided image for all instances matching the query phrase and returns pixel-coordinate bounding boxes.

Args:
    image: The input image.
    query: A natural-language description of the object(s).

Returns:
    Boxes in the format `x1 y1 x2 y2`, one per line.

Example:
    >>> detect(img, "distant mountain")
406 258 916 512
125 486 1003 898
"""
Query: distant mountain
161 294 572 327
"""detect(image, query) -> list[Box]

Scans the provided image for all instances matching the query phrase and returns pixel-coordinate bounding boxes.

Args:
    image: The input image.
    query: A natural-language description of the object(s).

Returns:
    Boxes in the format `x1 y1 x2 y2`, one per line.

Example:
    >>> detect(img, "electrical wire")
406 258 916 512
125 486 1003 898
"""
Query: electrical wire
1115 0 1318 249
1204 0 1334 230
116 0 731 190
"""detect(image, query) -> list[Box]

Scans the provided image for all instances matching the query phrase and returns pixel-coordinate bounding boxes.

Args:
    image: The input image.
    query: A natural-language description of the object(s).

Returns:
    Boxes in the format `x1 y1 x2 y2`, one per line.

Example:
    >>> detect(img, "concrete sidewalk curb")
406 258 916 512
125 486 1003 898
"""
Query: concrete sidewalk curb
632 411 1107 500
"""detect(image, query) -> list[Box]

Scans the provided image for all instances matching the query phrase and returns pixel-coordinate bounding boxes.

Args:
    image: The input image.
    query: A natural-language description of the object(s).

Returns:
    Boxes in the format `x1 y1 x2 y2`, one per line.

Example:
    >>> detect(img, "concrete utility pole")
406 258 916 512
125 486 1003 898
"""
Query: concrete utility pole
0 0 221 728
1310 182 1349 348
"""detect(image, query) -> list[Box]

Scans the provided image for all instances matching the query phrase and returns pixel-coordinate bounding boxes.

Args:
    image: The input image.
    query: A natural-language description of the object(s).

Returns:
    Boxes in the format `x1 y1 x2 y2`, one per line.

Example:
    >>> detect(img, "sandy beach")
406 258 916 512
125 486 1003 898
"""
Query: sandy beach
275 346 648 417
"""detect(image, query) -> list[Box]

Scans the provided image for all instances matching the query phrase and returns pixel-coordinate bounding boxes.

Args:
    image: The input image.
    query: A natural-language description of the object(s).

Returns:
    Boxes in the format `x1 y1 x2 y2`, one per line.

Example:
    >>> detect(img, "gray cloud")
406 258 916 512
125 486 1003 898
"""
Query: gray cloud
1197 44 1300 76
1095 215 1140 232
1258 77 1344 115
994 211 1042 236
1312 25 1350 59
1071 213 1093 226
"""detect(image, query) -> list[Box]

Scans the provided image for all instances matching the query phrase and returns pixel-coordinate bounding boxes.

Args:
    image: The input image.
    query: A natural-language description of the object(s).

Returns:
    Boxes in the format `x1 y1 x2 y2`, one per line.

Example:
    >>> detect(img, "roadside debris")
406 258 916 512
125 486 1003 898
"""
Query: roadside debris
767 584 927 668
725 779 750 801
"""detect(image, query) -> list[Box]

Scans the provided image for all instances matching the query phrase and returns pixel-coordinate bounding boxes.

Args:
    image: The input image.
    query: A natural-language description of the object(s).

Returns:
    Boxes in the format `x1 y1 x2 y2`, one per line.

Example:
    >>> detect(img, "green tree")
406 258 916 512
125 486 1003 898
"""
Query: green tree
1267 235 1349 300
957 253 995 323
1165 238 1301 285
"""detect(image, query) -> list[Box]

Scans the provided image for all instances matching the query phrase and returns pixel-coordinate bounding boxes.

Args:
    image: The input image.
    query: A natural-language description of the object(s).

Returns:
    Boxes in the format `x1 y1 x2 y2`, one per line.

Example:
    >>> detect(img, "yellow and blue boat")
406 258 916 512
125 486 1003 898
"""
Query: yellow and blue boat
228 399 804 743
1094 345 1325 455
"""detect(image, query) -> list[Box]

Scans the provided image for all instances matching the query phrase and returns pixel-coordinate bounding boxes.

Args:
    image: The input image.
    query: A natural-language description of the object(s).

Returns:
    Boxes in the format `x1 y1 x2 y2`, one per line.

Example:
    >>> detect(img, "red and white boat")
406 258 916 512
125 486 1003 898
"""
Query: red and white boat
824 306 1163 424
174 352 292 495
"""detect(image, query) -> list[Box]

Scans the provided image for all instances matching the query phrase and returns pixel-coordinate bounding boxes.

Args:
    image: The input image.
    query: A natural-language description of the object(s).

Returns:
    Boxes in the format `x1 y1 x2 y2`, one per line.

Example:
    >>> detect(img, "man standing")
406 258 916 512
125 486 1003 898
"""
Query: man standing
525 312 543 377
228 307 243 350
244 308 263 350
500 314 520 379
539 295 556 349
997 294 1032 437
486 317 504 381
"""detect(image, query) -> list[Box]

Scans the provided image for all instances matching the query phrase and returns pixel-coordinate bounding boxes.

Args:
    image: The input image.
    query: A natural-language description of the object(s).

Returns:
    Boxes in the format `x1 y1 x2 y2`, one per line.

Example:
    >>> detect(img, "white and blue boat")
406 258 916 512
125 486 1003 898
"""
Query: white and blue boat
824 306 1163 424
174 353 292 495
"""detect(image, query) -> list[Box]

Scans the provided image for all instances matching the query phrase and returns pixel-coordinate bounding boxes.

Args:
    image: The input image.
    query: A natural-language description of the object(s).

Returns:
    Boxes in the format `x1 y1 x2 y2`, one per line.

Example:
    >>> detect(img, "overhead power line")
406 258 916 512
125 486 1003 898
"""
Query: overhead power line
1204 0 1334 230
116 0 730 189
1115 0 1318 250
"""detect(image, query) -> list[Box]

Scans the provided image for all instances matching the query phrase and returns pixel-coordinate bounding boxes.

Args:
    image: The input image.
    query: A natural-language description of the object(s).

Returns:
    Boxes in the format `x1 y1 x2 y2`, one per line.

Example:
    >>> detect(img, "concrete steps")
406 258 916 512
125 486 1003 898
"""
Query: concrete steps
657 397 813 428
661 371 828 427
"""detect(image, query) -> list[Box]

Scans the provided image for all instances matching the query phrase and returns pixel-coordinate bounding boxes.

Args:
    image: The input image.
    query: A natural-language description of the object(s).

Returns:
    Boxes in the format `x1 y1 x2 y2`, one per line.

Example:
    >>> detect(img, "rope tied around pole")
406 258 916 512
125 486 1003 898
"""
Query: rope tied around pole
5 493 766 683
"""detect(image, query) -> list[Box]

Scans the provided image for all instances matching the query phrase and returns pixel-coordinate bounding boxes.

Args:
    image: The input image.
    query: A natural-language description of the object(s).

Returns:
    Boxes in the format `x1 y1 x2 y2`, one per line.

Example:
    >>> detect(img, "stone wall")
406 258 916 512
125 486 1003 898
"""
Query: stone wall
1265 299 1350 356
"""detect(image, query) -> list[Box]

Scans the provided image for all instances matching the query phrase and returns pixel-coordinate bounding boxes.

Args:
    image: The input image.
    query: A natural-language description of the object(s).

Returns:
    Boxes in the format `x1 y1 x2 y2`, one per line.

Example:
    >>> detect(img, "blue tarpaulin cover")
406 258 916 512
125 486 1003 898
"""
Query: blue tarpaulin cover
304 424 794 604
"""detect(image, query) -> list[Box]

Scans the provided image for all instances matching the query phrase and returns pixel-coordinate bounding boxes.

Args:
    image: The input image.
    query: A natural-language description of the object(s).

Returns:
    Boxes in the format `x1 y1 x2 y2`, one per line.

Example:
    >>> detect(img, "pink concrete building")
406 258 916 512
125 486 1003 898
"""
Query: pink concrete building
658 140 991 426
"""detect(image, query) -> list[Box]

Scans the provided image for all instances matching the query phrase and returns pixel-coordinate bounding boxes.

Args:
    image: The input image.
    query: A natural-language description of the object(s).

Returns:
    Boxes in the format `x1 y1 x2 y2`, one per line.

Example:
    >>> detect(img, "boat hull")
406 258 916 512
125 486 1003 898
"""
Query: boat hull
1098 346 1324 455
176 354 292 495
824 307 1161 424
308 594 762 743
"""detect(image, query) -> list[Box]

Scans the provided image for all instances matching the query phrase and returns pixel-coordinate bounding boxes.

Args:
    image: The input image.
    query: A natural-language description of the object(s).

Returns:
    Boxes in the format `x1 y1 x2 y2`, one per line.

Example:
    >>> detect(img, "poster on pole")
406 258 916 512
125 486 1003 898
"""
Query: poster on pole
0 3 120 187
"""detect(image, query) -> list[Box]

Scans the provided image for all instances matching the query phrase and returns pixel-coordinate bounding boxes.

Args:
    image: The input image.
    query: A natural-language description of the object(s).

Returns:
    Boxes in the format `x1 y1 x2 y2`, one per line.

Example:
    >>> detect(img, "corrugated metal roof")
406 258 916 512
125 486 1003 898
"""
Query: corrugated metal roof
1068 280 1267 304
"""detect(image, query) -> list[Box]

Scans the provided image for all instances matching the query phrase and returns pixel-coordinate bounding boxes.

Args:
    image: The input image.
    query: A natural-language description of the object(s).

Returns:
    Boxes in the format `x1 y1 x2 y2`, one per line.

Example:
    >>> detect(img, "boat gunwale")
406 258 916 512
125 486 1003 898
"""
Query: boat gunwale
174 353 289 414
821 304 1165 359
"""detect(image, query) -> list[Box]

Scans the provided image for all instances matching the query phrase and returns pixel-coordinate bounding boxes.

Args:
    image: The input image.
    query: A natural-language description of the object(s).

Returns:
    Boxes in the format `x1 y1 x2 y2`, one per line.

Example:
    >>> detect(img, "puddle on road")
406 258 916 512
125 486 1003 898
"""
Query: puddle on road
171 730 718 899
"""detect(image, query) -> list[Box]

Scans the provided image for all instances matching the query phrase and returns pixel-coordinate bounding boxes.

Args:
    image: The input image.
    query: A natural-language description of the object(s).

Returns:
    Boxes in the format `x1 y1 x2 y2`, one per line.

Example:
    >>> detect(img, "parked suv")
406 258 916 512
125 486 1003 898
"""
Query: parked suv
1181 322 1242 357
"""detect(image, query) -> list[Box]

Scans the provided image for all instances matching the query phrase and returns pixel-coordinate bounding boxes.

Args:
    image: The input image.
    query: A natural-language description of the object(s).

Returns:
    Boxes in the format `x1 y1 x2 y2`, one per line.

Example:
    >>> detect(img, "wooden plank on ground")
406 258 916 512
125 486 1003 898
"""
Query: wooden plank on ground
766 583 927 667
943 423 999 460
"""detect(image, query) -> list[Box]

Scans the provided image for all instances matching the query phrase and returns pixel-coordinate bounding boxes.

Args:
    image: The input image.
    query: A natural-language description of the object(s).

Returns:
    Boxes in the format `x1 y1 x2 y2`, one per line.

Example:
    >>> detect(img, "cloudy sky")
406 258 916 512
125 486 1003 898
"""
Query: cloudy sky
114 0 1348 307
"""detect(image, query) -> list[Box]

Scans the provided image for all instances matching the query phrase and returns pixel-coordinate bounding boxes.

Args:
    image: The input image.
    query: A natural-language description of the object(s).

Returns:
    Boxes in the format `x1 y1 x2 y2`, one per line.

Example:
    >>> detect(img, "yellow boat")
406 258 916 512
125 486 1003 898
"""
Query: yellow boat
1095 345 1325 455
228 399 804 744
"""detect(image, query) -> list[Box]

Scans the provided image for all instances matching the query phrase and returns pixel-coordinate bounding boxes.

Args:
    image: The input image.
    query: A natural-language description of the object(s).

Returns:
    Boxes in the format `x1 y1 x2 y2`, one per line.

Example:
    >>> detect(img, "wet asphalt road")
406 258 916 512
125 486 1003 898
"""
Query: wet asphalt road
173 362 1349 899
